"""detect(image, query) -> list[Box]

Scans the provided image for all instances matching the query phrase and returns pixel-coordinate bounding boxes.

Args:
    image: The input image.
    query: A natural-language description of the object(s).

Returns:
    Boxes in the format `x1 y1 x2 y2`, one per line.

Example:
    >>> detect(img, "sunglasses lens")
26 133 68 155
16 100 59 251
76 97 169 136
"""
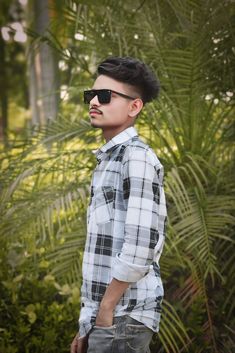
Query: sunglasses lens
84 89 112 104
98 90 111 103
84 90 95 104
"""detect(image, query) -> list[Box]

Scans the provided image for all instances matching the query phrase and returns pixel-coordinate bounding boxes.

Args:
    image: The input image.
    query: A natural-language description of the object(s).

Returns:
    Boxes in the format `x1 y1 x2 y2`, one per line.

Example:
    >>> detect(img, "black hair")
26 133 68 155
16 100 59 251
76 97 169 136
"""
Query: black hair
97 56 160 104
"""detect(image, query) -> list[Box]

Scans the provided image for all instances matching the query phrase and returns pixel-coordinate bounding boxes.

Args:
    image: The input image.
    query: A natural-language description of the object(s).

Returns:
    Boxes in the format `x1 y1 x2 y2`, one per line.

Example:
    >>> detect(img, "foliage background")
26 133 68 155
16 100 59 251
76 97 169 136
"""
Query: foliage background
0 0 235 352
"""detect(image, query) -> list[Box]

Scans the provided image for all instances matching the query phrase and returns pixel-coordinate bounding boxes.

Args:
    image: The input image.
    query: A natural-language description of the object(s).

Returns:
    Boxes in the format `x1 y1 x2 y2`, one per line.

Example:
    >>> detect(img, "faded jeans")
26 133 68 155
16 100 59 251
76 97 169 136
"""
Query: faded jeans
87 315 153 353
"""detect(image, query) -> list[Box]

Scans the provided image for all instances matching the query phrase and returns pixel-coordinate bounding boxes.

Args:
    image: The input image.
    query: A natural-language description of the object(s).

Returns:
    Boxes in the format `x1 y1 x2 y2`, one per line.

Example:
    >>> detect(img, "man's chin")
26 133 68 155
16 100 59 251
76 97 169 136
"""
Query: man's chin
90 120 101 129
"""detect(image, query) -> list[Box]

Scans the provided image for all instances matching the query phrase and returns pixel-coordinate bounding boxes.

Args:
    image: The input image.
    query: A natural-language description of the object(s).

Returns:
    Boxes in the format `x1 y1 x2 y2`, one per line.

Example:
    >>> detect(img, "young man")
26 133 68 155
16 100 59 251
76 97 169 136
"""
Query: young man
71 57 167 353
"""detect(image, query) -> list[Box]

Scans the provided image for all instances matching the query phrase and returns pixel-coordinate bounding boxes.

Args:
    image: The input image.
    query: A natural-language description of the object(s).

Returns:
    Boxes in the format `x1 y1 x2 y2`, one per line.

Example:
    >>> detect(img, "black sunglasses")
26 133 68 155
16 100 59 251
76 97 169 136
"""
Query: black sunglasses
83 89 136 104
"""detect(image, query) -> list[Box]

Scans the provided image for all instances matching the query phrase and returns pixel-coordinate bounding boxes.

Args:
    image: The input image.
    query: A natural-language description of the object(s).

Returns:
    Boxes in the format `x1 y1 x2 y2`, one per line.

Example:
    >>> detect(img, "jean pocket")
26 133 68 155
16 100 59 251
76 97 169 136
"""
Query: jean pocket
94 186 114 225
125 323 153 352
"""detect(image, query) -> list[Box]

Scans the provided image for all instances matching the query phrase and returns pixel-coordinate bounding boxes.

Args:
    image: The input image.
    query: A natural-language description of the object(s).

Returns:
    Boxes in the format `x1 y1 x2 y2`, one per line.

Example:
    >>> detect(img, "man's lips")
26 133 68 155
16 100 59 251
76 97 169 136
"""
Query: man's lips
89 108 103 116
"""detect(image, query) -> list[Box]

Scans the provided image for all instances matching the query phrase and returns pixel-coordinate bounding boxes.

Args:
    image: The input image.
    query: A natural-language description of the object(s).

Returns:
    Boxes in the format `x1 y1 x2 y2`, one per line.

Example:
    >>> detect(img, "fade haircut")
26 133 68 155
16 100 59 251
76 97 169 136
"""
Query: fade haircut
97 56 160 105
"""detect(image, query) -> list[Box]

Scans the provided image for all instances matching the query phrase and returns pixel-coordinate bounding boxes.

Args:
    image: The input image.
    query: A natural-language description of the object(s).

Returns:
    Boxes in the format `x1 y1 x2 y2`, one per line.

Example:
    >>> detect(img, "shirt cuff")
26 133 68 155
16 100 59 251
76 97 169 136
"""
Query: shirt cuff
78 305 94 336
79 320 92 337
112 253 149 282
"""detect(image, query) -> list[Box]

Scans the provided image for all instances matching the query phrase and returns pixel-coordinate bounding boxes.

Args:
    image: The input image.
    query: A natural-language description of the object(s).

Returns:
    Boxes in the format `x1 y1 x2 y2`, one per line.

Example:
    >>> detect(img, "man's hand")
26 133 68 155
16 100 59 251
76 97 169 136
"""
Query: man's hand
70 333 88 353
95 306 113 327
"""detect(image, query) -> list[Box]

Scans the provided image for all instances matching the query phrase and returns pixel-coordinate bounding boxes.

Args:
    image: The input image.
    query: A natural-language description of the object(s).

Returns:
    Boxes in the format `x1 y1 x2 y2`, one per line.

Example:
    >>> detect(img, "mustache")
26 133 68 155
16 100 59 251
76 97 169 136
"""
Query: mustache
89 106 103 114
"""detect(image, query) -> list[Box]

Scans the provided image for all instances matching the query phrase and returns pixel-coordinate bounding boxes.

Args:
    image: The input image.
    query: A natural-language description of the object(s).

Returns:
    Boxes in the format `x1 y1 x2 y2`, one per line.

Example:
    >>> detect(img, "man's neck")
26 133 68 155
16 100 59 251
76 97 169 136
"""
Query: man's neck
103 124 134 142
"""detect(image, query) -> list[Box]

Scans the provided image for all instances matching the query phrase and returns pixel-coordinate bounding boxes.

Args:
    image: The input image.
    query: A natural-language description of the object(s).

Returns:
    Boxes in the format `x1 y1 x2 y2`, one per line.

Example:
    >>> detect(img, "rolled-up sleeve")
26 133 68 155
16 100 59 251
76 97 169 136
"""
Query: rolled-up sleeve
112 147 166 283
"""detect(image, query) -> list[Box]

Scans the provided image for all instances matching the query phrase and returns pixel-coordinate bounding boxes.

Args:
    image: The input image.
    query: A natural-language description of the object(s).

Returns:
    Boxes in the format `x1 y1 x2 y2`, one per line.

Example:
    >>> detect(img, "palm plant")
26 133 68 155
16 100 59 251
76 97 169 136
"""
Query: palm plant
1 0 234 352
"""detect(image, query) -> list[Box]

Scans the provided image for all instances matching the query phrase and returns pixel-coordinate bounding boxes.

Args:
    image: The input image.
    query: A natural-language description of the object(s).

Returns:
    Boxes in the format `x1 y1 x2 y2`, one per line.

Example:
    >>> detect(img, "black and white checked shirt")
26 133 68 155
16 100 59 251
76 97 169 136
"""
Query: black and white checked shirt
79 127 167 336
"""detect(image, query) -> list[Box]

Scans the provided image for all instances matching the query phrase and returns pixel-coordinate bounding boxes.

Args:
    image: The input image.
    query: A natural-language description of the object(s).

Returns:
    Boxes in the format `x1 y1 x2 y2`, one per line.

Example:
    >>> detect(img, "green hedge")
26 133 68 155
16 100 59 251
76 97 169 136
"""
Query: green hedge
0 272 80 353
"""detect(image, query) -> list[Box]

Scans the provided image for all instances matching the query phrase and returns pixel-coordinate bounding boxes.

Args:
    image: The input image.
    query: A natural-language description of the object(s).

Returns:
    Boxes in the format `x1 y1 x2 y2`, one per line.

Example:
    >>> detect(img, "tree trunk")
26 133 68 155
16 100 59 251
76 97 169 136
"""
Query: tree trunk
0 36 8 145
28 0 59 125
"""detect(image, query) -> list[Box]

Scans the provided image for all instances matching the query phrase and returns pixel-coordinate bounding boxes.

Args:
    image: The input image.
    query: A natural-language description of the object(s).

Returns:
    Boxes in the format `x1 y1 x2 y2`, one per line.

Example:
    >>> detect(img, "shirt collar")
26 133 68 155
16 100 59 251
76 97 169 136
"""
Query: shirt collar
94 127 138 161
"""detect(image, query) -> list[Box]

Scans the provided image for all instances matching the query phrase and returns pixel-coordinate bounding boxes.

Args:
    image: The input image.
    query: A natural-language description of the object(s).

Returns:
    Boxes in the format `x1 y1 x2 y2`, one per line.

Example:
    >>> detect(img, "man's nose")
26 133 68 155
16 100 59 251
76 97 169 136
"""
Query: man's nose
90 94 100 106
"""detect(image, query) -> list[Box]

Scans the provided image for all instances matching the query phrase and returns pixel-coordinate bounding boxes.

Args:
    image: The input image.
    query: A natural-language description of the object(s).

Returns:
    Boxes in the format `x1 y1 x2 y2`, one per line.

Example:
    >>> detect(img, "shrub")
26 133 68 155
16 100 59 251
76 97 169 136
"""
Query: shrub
0 271 81 353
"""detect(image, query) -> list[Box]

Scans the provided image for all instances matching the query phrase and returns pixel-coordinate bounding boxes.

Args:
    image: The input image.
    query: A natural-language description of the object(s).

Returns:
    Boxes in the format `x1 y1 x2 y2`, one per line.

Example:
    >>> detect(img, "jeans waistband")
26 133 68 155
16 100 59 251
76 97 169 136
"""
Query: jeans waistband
113 315 144 325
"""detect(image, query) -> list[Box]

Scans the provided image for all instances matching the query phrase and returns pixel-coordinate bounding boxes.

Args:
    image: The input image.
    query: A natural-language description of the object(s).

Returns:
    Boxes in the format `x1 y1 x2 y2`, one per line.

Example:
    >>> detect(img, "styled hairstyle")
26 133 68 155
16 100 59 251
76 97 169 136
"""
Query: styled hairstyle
97 56 160 104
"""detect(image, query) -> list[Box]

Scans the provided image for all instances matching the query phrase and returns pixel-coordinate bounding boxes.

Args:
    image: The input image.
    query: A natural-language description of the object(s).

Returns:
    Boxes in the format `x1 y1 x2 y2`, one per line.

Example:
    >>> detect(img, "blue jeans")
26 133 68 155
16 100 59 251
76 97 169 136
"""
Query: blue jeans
87 315 153 353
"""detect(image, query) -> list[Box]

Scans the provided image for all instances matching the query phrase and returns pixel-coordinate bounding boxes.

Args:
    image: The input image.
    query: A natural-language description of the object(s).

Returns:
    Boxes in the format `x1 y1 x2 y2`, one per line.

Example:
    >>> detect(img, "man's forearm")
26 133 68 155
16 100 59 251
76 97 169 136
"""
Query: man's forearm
95 278 130 326
101 278 130 309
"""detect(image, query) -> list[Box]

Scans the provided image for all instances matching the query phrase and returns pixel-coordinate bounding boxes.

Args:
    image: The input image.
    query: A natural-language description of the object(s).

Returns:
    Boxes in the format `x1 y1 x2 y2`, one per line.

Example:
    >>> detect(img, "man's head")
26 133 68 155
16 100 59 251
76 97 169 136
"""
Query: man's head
97 57 160 105
85 56 160 140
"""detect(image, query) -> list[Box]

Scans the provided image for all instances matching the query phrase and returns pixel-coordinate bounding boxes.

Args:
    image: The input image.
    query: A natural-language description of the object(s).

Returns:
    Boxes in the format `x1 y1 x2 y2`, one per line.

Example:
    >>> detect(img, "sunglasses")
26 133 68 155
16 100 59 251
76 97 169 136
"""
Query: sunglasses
83 89 136 104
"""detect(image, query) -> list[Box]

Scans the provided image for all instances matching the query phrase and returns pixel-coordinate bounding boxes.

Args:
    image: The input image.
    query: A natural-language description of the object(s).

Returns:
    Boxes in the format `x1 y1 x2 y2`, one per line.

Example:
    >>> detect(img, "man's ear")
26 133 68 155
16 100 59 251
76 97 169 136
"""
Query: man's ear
128 98 143 118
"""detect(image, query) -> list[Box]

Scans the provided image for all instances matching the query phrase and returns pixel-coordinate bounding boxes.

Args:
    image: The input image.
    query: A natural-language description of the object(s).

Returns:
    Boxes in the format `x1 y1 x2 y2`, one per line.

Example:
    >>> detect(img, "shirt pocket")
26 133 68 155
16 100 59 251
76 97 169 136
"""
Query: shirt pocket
94 186 115 225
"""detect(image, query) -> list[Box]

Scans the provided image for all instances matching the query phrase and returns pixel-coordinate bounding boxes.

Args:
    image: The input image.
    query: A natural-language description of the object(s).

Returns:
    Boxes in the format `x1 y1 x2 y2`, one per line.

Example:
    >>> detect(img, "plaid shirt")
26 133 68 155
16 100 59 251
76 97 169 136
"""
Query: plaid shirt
79 127 167 336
